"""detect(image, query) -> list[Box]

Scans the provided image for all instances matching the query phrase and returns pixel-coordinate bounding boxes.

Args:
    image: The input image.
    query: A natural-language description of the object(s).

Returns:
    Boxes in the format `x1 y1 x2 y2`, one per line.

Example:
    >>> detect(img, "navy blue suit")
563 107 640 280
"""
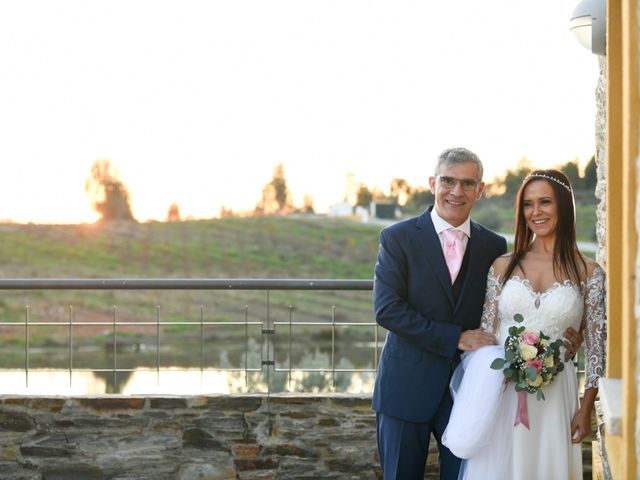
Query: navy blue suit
372 207 506 479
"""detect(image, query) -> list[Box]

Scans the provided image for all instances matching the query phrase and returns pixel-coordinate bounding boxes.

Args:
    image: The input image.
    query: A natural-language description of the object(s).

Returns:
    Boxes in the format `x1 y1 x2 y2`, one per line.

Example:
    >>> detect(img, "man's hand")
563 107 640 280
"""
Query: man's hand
563 327 583 360
458 329 497 351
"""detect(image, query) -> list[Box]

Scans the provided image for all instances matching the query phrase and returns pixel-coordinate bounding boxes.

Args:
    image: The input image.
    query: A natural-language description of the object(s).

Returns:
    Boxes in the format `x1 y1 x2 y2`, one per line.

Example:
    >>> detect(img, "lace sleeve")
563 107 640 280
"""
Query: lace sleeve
480 266 502 336
582 265 606 389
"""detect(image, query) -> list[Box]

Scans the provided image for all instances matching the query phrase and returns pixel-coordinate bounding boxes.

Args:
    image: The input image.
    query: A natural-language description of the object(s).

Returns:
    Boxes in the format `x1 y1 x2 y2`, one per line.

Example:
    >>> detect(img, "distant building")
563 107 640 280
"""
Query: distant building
355 206 369 223
327 202 353 217
370 201 400 220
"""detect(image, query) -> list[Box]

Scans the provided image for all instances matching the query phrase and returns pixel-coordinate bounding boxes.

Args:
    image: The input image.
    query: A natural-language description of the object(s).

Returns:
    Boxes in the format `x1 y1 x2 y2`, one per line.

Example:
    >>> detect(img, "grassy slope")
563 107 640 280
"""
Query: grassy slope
0 216 380 278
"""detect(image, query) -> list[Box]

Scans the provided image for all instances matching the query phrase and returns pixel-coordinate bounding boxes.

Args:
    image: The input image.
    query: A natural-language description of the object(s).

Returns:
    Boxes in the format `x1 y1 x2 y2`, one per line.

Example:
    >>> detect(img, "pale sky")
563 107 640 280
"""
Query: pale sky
0 1 599 223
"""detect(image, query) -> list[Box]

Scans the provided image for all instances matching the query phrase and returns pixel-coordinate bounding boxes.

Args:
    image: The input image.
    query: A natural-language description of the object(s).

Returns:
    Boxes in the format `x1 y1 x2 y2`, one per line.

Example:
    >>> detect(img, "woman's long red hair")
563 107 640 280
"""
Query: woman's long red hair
502 169 586 286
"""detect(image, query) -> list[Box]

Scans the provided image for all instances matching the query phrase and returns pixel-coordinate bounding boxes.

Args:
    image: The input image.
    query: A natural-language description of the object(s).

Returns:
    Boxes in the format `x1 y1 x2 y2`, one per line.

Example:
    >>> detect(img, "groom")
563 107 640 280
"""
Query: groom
372 147 507 479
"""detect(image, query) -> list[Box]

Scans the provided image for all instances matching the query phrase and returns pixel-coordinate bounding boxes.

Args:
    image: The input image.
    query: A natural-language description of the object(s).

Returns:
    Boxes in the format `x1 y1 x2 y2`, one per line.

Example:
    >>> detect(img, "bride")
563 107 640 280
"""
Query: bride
442 169 606 480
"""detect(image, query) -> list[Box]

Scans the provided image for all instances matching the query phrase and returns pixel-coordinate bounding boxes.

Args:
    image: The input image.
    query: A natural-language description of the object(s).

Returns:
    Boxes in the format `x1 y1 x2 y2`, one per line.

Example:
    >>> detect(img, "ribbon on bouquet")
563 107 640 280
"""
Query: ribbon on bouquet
514 391 530 429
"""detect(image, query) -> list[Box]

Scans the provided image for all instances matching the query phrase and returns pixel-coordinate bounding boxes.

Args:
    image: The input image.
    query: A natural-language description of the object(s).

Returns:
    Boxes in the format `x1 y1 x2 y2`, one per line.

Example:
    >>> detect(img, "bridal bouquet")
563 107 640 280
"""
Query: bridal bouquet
490 313 565 401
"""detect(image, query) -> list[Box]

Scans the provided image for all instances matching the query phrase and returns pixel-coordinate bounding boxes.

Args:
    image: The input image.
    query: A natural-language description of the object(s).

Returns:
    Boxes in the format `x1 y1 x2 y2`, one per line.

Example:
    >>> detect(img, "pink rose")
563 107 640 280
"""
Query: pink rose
522 331 539 345
527 359 543 373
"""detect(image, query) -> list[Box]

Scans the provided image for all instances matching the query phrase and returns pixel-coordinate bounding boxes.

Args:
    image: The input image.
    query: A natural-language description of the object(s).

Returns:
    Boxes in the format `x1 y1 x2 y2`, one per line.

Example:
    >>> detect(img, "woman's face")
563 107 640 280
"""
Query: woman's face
522 180 558 239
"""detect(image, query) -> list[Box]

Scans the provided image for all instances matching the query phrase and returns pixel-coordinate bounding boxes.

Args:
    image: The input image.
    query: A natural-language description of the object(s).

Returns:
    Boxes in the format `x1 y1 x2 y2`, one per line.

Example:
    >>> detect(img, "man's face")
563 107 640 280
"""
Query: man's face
428 162 485 227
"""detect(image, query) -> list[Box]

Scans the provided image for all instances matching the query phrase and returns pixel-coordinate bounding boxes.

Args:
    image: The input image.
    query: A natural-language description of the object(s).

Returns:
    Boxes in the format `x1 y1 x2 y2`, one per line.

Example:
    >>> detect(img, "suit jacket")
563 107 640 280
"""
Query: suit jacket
372 206 507 423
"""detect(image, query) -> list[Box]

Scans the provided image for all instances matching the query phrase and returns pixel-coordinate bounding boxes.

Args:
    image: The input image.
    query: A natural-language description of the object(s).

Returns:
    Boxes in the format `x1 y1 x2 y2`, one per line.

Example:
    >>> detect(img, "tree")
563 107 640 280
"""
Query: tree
404 187 434 212
302 194 315 214
583 155 597 190
355 184 373 208
499 157 533 197
560 159 581 190
255 163 292 214
219 205 234 218
85 159 135 222
166 203 181 222
390 178 413 206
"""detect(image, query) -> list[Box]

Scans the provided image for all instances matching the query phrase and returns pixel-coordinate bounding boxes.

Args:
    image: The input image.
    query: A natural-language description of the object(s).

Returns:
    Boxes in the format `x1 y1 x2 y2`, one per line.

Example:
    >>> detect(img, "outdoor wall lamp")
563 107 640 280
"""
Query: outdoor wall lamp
570 0 606 55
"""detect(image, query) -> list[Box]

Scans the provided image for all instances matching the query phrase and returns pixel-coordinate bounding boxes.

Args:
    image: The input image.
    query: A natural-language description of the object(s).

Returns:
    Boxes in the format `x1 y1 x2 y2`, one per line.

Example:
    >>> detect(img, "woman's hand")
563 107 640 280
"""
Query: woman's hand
570 408 592 444
563 327 583 361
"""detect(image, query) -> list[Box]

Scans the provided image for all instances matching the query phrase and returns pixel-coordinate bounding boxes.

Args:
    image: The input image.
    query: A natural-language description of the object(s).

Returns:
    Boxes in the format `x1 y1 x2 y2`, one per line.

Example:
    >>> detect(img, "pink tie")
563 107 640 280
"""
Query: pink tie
443 229 465 283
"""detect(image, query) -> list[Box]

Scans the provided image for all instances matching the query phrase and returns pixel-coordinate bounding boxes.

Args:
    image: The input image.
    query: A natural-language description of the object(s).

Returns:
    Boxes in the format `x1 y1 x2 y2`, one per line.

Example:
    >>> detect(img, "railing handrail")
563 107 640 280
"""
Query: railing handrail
0 278 374 290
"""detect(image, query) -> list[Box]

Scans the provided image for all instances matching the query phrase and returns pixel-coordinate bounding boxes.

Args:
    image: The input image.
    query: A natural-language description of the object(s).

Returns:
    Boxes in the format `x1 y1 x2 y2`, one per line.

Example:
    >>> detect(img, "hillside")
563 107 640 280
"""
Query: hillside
0 216 381 278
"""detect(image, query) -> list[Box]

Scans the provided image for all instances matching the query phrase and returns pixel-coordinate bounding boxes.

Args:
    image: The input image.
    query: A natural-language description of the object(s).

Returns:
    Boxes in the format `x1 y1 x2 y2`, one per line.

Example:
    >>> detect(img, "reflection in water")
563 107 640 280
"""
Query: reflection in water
1 370 107 395
0 368 375 395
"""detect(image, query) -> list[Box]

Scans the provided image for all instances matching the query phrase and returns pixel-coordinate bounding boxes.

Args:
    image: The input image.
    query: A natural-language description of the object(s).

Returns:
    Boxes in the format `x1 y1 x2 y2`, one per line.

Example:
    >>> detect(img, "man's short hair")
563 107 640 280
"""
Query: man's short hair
434 147 483 181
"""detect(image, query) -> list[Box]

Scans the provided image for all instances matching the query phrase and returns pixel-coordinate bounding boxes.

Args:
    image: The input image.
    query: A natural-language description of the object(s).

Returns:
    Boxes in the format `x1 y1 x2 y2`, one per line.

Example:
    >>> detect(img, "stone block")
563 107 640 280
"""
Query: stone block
183 428 230 452
78 432 181 458
149 397 188 409
41 464 105 479
143 410 171 419
328 396 372 410
194 414 247 436
20 445 76 458
77 397 146 411
97 453 179 477
234 457 278 471
0 446 18 461
235 472 276 480
267 395 325 407
354 419 376 429
20 433 79 458
325 456 372 474
178 462 236 480
0 461 21 476
53 414 148 433
3 398 28 407
261 444 318 459
277 410 316 419
205 396 262 412
317 416 339 427
232 443 261 458
26 398 67 413
0 410 35 432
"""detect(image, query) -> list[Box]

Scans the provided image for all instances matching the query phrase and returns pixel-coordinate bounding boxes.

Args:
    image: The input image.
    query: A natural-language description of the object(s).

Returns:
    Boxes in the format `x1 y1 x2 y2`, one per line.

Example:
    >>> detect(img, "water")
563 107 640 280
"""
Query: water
0 338 380 395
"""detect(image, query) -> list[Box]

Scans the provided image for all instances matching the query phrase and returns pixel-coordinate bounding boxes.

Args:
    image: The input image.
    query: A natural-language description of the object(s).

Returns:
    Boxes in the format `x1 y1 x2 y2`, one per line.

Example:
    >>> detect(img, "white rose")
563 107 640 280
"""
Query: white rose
544 356 555 368
520 343 538 361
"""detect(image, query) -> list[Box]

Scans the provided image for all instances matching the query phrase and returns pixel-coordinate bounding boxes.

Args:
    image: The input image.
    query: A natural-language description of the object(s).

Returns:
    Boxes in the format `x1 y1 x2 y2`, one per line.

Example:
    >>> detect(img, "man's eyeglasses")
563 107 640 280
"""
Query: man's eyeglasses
437 176 479 191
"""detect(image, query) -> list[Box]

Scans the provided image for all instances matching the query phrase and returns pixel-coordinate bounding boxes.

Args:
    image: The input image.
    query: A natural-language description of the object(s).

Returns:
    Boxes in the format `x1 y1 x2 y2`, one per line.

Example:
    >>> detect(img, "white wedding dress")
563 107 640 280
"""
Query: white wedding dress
443 265 606 480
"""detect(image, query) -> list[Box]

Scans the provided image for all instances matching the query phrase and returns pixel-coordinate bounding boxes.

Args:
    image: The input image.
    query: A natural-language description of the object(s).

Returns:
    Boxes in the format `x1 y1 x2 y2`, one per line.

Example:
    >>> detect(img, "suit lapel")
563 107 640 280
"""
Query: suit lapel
416 208 455 306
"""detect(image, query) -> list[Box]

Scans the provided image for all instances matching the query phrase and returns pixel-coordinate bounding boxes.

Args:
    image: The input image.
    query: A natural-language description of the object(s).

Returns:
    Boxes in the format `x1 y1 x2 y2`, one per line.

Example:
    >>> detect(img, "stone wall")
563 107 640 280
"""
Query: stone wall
594 51 612 480
0 394 440 480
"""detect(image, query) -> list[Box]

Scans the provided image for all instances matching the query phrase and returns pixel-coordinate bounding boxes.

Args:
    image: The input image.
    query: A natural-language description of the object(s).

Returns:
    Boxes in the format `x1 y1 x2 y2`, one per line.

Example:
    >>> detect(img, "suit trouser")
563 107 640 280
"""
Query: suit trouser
376 389 460 480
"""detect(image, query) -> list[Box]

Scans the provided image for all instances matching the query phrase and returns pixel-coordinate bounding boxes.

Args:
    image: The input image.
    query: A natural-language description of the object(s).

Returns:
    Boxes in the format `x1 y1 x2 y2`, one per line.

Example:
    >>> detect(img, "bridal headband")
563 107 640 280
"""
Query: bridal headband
524 173 572 193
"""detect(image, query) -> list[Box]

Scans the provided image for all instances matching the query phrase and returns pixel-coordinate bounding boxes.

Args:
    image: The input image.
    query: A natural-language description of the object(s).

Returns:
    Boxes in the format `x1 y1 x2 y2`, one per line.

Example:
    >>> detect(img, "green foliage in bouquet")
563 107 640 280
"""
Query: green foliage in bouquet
490 313 565 401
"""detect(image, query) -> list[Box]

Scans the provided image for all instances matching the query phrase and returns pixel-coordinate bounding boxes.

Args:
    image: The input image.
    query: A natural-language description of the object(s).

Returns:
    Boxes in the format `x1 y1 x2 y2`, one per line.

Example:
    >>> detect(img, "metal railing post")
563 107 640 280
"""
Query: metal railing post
112 305 117 392
68 305 73 388
331 305 336 389
24 306 29 388
156 305 161 387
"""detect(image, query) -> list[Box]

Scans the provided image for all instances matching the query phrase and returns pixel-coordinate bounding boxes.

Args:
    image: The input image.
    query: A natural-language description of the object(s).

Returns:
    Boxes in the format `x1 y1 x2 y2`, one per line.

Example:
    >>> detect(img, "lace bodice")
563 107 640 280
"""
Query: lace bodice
481 265 606 389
